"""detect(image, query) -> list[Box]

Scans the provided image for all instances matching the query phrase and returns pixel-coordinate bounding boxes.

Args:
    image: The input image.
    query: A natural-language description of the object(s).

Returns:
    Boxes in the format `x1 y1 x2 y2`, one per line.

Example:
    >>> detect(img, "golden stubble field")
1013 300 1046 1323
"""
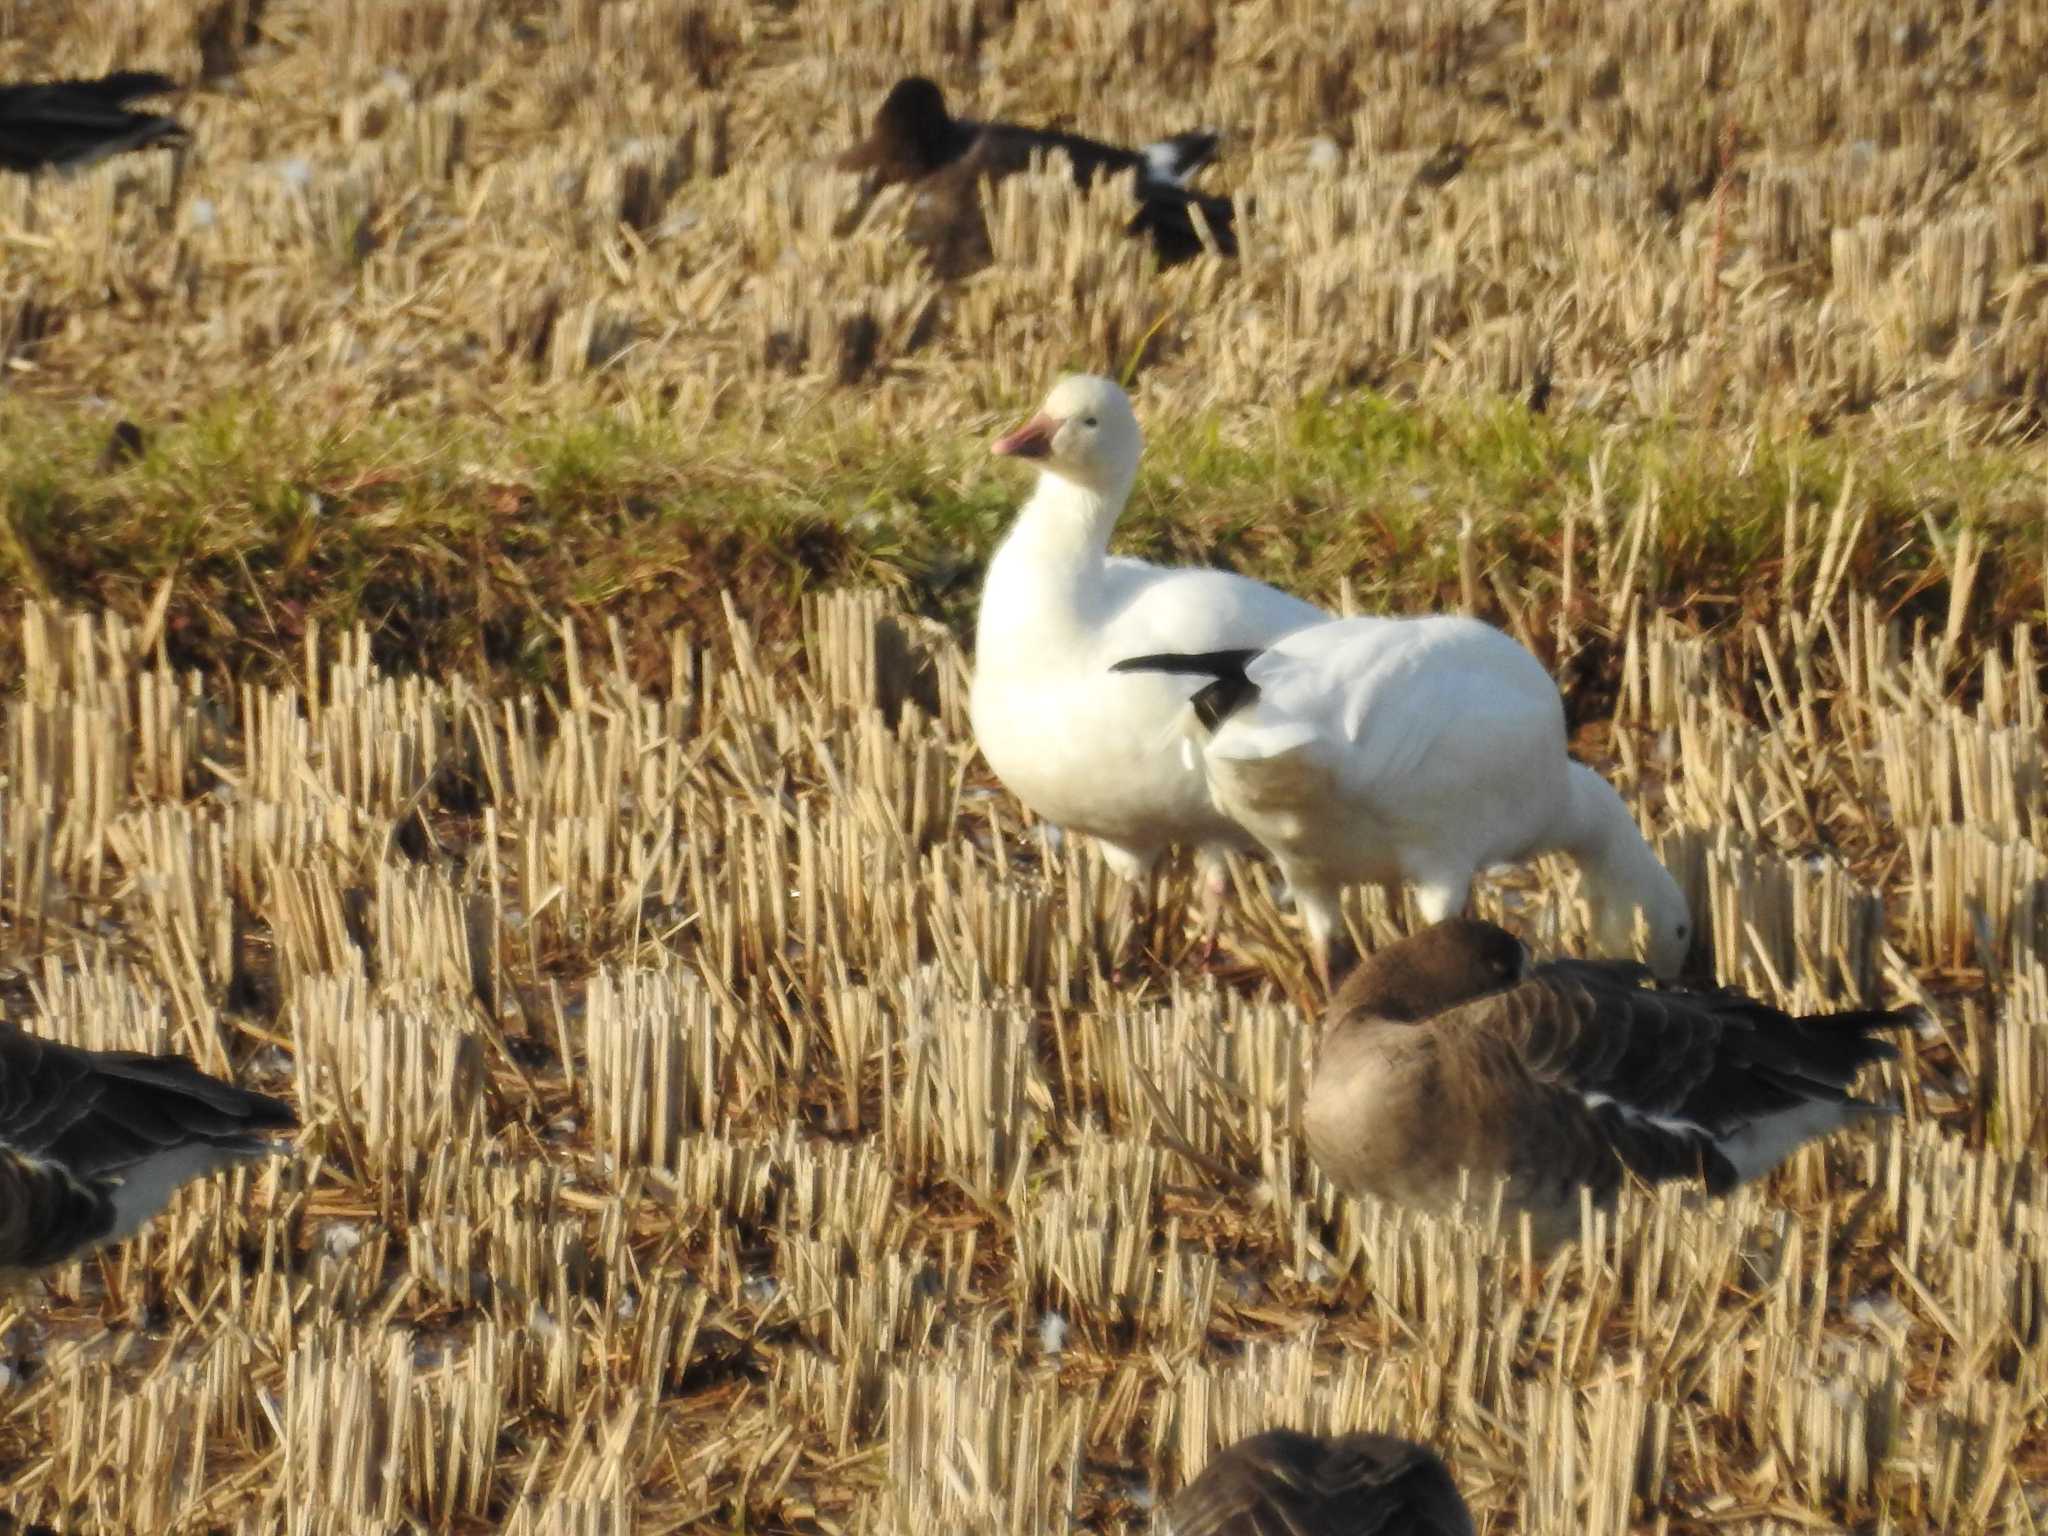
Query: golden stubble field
6 0 2048 435
4 0 2048 1533
0 580 2043 1534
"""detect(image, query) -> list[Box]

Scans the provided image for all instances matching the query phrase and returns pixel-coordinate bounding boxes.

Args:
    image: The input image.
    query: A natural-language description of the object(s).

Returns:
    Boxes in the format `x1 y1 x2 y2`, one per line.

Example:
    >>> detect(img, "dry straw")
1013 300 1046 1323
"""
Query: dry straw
2 0 2048 1526
8 0 2048 436
0 573 2041 1529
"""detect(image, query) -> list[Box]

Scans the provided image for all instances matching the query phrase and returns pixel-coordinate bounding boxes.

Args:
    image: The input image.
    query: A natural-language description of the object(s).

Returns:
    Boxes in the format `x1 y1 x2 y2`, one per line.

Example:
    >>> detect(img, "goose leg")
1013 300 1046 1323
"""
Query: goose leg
1123 874 1161 983
1411 868 1474 929
1099 839 1159 984
1318 927 1360 994
1301 888 1355 995
1192 846 1230 968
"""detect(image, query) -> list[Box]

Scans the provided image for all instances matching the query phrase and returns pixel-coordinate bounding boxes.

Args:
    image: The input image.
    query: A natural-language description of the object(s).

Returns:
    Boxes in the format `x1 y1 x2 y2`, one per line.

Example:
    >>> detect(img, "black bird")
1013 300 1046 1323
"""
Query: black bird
0 1023 294 1273
0 72 188 176
1162 1428 1477 1536
839 76 1235 269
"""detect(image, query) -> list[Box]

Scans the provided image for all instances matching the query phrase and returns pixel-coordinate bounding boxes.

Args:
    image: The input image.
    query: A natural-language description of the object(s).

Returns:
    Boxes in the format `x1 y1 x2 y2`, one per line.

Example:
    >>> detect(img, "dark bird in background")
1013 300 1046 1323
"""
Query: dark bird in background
0 1023 294 1274
838 76 1235 271
0 72 188 176
1161 1428 1477 1536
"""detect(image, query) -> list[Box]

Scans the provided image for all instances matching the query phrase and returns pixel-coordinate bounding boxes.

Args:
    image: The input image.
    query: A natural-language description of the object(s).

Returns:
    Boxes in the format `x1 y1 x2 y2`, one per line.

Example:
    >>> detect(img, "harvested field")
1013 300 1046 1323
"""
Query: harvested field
8 0 2048 426
0 583 2042 1533
3 0 2048 1532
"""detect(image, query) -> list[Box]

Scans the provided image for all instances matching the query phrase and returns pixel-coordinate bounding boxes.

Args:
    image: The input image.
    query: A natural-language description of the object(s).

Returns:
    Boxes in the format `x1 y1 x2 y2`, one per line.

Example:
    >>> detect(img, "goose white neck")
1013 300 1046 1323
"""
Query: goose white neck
1559 765 1644 864
1559 764 1688 970
976 472 1134 663
1007 469 1130 561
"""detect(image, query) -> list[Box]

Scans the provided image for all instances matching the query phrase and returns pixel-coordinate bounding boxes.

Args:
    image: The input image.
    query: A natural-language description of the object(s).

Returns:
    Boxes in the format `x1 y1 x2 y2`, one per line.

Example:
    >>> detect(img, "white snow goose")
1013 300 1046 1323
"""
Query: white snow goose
0 1023 295 1273
970 374 1327 956
0 72 187 175
838 77 1235 269
1112 612 1692 987
1305 918 1915 1251
1162 1428 1475 1536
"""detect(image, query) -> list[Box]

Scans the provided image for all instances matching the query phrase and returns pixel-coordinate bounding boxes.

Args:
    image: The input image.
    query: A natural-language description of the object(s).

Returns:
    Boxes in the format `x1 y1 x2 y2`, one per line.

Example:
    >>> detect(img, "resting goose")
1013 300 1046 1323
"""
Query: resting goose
1162 1428 1475 1536
971 375 1327 954
1113 614 1691 986
838 77 1235 269
0 1023 294 1273
1304 918 1914 1251
0 72 188 175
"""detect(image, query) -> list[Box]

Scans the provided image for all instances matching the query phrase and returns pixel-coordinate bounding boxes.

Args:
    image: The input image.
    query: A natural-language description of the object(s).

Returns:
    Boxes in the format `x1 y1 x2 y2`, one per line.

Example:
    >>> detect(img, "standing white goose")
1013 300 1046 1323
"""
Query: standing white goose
0 1023 295 1274
969 375 1327 953
1114 612 1691 986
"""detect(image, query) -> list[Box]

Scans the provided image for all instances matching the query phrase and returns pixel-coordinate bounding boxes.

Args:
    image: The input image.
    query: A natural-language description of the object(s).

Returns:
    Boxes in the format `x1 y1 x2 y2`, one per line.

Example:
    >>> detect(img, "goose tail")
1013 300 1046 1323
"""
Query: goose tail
1706 1002 1920 1190
1112 647 1264 769
1111 648 1262 730
1710 1096 1897 1191
1139 130 1220 188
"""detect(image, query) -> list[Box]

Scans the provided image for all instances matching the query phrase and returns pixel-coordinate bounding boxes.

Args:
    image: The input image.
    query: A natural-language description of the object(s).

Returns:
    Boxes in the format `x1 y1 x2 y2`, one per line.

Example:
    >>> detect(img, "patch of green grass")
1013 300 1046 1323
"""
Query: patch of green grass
1 388 2041 691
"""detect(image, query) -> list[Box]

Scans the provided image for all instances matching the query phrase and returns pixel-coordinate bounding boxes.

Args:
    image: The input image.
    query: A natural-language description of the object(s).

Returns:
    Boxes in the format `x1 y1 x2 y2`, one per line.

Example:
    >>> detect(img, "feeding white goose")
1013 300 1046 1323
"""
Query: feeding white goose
0 1023 295 1274
1161 1427 1475 1536
969 374 1327 959
1113 612 1691 987
1304 918 1915 1251
0 72 188 175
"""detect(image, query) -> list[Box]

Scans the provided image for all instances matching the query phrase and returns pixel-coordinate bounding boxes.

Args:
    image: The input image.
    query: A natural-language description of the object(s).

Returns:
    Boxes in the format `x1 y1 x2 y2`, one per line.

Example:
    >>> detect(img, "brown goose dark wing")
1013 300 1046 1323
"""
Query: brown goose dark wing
0 72 188 175
1446 960 1911 1194
1163 1429 1475 1536
1127 183 1236 263
0 1023 294 1271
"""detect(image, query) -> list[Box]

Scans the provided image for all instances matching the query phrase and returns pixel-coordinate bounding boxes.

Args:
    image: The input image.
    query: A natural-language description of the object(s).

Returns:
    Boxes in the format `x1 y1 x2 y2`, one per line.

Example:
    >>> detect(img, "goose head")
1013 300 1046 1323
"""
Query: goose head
1330 918 1529 1025
991 374 1144 504
872 77 954 173
1596 856 1691 980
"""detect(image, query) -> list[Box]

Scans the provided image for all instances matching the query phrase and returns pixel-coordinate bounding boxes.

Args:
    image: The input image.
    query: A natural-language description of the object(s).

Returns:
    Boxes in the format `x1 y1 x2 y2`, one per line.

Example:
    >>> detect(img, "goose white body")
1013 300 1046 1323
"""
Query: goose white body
1170 613 1690 977
969 376 1325 881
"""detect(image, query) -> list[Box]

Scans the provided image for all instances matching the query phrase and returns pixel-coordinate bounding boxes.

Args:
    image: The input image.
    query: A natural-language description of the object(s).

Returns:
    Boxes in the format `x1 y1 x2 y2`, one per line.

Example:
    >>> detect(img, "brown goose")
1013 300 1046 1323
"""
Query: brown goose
0 1023 294 1273
0 72 188 175
838 77 1235 270
1162 1428 1475 1536
1305 919 1915 1250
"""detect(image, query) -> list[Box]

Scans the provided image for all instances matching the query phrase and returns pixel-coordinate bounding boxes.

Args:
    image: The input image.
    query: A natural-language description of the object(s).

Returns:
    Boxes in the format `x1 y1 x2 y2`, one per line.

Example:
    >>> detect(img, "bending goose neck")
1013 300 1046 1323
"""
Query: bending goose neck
1557 762 1635 865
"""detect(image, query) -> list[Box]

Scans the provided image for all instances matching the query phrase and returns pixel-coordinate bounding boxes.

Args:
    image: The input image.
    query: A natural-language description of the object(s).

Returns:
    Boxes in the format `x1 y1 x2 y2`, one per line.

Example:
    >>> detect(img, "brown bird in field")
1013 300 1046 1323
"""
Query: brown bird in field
0 72 188 175
1304 918 1917 1250
0 1023 294 1273
1161 1428 1476 1536
838 76 1235 271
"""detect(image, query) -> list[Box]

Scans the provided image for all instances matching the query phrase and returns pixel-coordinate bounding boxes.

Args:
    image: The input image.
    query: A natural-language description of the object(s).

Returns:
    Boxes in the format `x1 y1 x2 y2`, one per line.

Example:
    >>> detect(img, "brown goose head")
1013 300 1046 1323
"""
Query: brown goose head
1331 918 1528 1025
839 76 957 178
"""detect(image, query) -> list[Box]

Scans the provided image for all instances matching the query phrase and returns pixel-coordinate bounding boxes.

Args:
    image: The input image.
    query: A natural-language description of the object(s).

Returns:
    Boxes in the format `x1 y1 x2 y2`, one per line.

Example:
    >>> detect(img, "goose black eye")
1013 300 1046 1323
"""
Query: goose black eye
1083 415 1099 427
